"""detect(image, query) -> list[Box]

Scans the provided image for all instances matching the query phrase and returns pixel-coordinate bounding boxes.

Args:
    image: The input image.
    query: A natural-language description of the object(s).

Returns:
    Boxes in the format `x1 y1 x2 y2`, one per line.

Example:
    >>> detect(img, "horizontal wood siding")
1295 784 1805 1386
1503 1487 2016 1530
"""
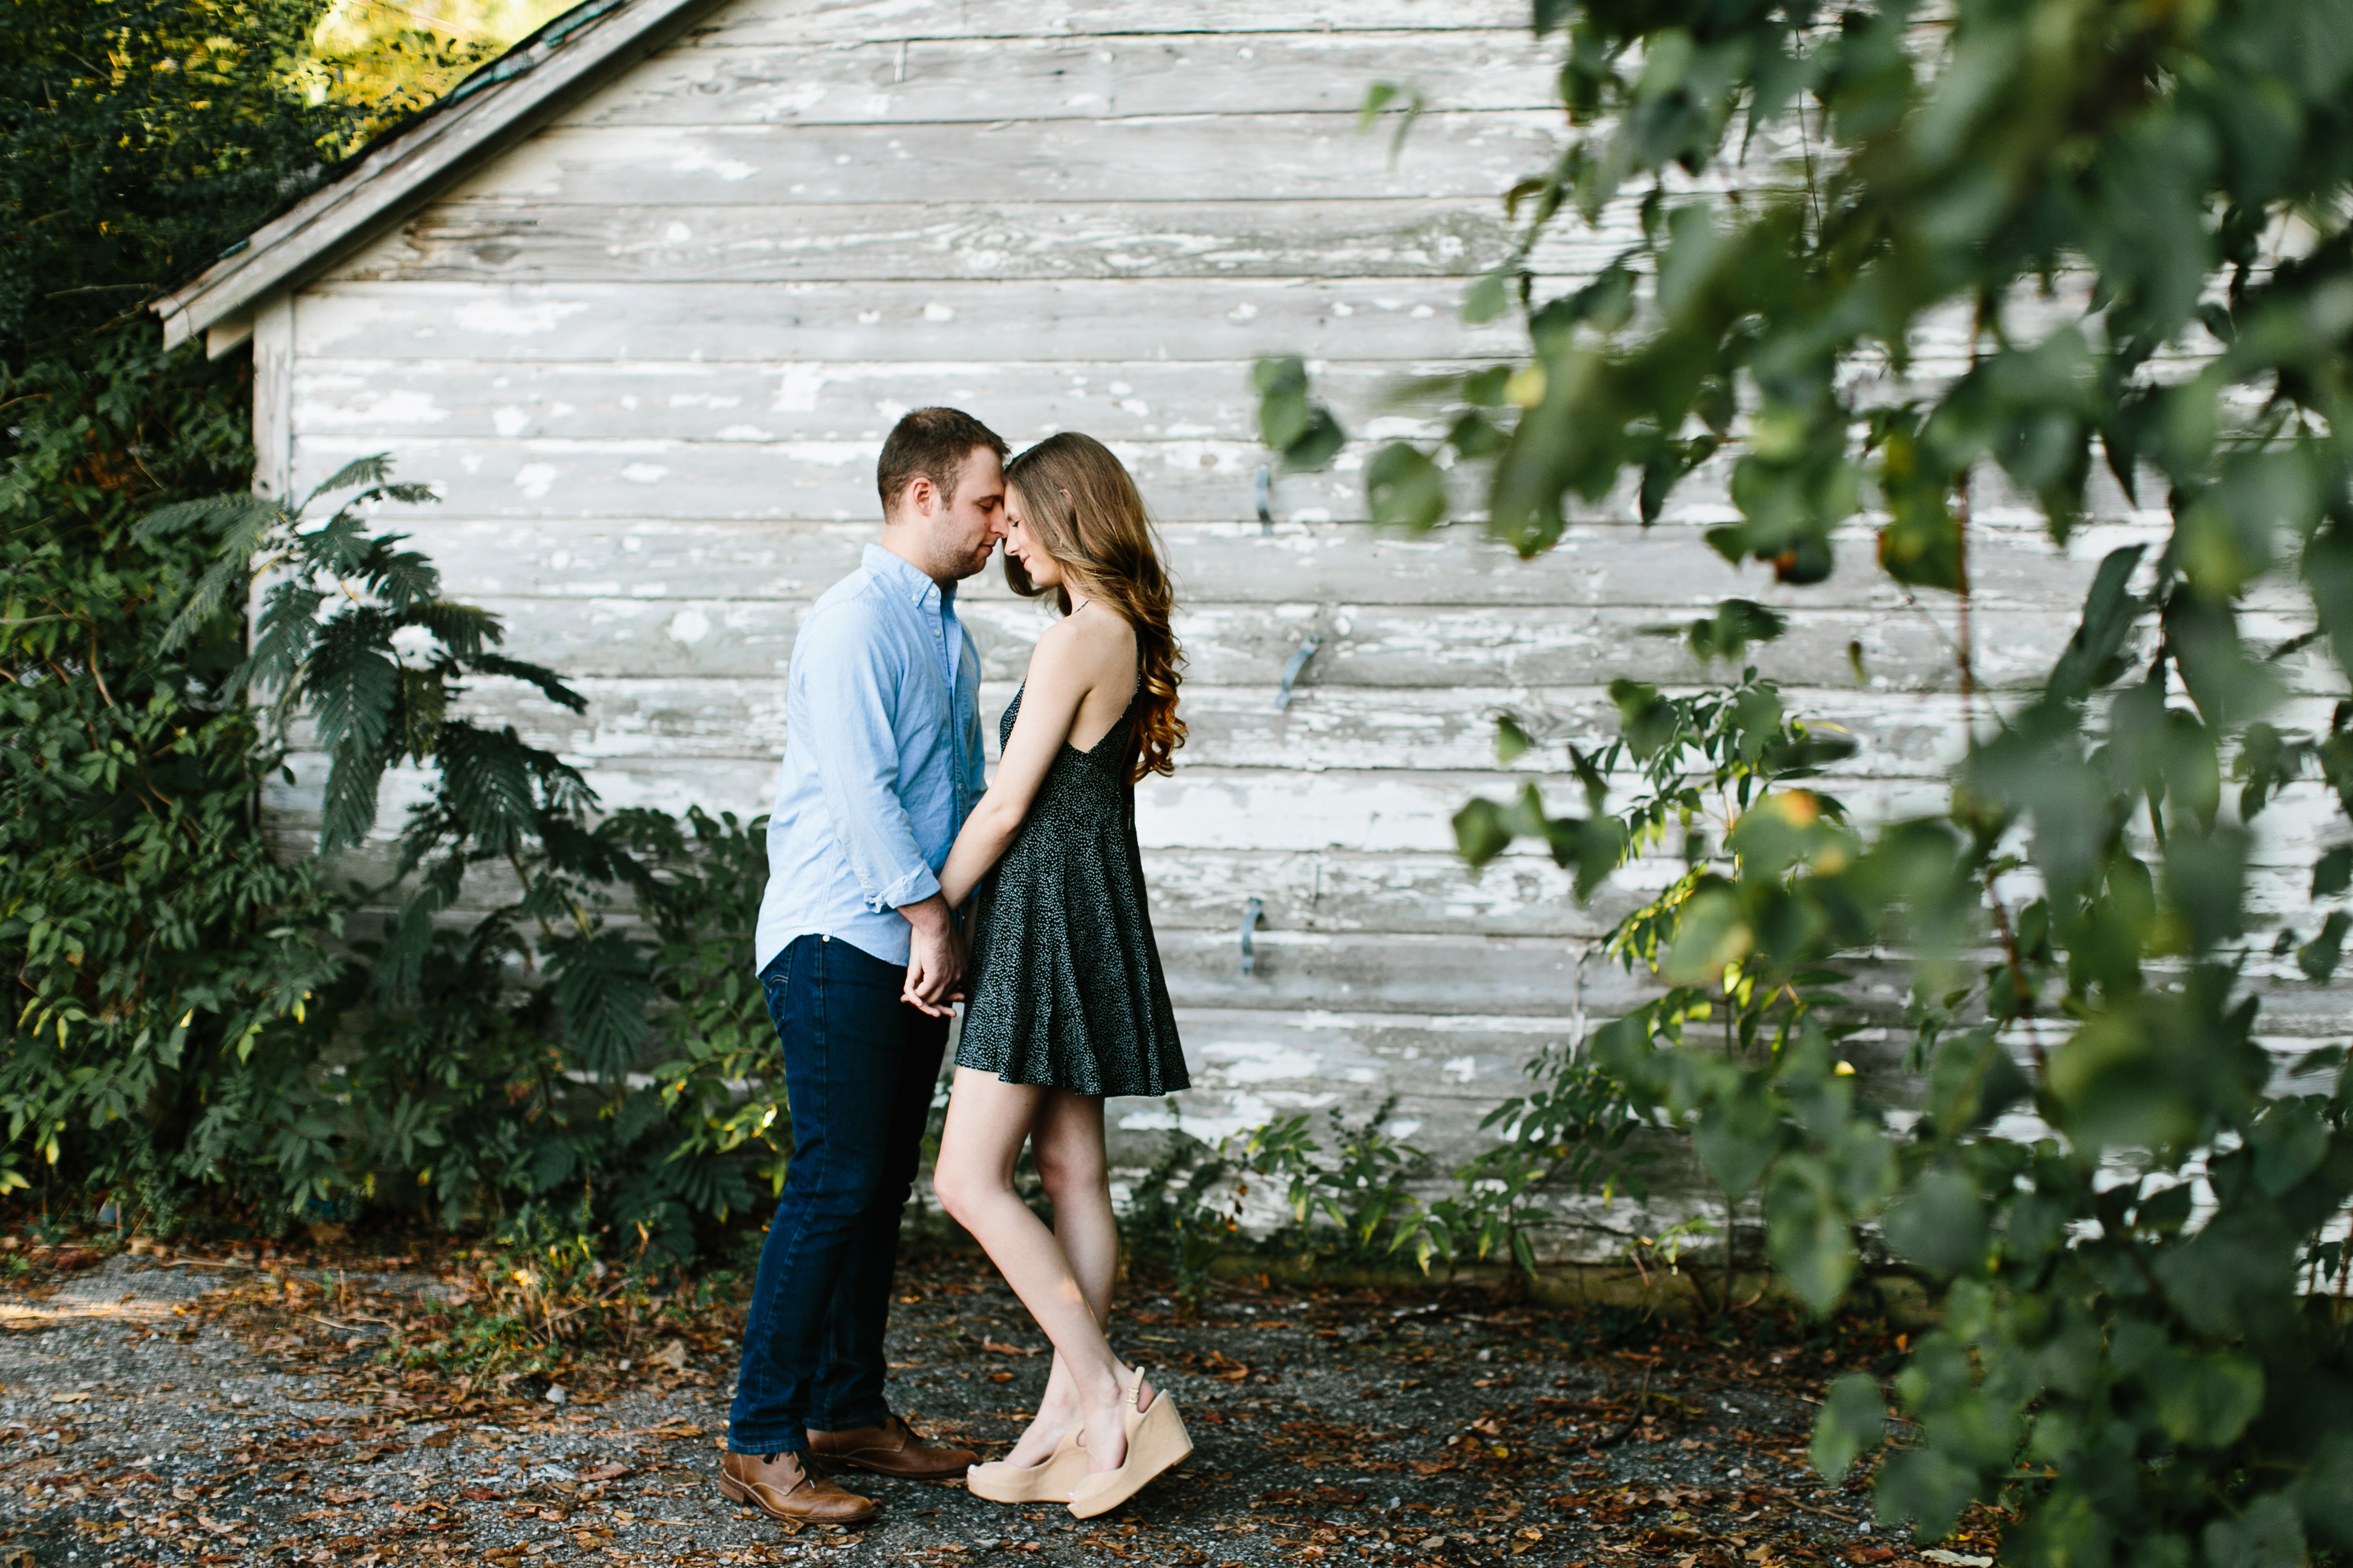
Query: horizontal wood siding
275 0 2345 1230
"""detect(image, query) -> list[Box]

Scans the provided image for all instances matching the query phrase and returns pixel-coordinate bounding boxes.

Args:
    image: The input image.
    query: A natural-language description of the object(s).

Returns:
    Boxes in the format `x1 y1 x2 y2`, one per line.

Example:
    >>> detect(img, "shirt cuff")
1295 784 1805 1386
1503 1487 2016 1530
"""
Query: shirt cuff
872 864 943 914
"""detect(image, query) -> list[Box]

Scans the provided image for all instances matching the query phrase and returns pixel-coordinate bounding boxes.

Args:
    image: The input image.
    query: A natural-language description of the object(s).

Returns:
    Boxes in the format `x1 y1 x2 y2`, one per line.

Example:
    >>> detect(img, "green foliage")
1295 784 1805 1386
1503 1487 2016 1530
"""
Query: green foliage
0 0 778 1252
118 466 775 1253
7 438 774 1247
629 804 789 1205
1261 0 2353 1557
0 343 340 1206
0 0 356 359
301 0 578 145
374 1199 739 1385
1251 355 1347 473
1 1 365 1214
1120 1101 1452 1301
1119 1131 1247 1307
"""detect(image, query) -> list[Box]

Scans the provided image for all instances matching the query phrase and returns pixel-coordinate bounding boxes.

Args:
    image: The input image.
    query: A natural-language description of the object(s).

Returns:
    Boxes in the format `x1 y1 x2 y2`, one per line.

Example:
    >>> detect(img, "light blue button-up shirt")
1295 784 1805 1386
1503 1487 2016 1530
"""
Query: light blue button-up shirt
754 544 985 972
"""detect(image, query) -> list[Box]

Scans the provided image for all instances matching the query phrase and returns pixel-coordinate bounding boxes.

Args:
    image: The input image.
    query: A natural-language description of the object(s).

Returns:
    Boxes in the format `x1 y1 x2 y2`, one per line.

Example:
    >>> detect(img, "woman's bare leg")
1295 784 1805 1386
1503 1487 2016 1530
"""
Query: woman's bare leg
1002 1091 1117 1467
933 1069 1149 1474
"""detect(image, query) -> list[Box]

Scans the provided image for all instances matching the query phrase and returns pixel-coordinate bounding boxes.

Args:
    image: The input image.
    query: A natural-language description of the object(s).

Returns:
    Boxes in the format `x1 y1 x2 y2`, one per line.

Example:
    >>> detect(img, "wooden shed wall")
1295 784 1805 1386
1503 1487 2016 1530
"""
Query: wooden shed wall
259 0 2348 1232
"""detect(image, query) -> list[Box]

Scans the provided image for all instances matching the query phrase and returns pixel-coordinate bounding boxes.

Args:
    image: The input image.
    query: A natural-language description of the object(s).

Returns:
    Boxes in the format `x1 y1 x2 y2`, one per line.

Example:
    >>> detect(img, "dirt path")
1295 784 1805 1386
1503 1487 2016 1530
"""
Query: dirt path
0 1250 1996 1568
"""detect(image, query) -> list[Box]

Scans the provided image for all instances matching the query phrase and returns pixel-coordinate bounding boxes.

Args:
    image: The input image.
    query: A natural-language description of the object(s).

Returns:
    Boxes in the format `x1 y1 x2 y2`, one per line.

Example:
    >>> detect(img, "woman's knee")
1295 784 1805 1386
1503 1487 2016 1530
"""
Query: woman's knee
930 1163 970 1222
932 1159 1007 1224
1033 1141 1107 1207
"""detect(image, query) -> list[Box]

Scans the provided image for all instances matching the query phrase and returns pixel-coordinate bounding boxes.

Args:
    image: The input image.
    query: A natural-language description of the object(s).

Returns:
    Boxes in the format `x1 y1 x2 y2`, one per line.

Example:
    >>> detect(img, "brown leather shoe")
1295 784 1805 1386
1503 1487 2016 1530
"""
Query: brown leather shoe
806 1414 978 1479
716 1448 878 1524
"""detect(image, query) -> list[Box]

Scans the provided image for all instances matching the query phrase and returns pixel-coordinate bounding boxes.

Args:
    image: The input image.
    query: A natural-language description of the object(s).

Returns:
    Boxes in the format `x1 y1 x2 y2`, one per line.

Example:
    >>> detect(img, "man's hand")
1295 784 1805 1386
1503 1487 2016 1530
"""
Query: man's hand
900 894 965 1017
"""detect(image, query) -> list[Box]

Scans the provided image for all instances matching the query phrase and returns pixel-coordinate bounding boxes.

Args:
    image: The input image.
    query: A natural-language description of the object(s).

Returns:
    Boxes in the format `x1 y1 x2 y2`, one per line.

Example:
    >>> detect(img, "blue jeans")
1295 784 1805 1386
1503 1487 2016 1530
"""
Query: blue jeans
727 934 947 1454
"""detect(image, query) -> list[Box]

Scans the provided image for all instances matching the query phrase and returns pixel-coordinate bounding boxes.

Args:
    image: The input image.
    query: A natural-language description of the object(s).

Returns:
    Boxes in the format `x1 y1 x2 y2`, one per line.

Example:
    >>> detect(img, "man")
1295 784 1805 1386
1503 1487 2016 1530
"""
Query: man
719 408 1009 1526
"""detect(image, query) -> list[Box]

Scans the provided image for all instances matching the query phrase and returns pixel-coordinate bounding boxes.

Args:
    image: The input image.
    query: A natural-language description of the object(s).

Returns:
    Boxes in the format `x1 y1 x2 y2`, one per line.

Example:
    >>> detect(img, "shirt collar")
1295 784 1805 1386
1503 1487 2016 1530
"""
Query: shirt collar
864 542 954 610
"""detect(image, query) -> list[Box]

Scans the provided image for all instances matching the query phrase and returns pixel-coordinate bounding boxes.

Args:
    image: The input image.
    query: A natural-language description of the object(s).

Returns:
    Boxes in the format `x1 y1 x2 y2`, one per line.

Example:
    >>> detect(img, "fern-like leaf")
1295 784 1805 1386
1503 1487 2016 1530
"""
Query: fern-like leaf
472 652 587 714
139 493 287 651
131 492 277 544
413 601 501 662
434 724 544 850
243 581 328 696
548 928 654 1079
301 506 376 577
376 550 443 611
306 611 399 758
302 454 395 510
318 740 390 856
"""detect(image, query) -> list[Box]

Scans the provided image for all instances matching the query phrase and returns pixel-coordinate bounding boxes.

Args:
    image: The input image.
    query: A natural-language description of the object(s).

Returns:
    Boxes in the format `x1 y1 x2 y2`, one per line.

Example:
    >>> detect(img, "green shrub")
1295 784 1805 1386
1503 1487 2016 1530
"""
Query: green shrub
1270 0 2353 1557
0 2 782 1252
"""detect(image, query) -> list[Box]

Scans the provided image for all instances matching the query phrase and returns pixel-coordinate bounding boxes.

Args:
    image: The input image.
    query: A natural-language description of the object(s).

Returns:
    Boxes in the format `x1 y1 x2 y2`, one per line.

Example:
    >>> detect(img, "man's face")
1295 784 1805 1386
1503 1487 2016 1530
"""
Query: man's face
903 446 1006 583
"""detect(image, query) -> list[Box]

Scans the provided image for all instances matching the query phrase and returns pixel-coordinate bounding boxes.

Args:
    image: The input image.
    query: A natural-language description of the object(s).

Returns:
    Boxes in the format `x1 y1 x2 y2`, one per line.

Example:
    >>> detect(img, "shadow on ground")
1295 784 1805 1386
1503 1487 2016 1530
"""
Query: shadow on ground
0 1246 2004 1567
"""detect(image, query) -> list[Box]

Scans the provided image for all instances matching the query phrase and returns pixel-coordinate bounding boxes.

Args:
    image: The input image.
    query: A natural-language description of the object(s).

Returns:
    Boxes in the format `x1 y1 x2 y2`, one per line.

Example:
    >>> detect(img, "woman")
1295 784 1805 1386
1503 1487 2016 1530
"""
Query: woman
922 432 1192 1518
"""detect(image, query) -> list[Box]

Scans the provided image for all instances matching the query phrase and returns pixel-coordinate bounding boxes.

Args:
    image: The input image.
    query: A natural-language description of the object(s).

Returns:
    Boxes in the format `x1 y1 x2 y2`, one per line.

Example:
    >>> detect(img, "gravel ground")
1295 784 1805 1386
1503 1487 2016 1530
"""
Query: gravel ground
0 1248 2000 1568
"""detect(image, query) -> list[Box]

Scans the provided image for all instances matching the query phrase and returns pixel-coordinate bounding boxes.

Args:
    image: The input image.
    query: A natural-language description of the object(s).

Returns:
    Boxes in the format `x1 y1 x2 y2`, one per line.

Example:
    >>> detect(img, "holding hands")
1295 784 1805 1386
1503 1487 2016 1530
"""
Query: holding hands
901 893 965 1017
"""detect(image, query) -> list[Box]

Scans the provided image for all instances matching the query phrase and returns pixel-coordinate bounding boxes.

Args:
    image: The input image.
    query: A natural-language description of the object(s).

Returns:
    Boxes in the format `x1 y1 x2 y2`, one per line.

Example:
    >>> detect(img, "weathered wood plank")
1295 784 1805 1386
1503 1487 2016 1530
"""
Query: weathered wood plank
286 426 2169 537
1116 1005 1596 1157
290 431 1395 522
292 278 1526 364
575 31 1558 127
273 818 2353 959
261 746 1951 856
432 113 1564 209
1121 1000 2349 1182
383 516 2149 614
252 298 296 501
321 198 1604 285
440 593 2331 695
698 0 1535 47
446 676 1982 777
291 357 1444 443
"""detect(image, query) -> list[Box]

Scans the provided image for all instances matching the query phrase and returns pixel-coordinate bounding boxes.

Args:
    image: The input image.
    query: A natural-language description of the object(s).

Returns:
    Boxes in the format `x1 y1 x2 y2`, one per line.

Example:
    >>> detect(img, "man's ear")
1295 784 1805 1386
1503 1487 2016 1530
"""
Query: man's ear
904 475 937 519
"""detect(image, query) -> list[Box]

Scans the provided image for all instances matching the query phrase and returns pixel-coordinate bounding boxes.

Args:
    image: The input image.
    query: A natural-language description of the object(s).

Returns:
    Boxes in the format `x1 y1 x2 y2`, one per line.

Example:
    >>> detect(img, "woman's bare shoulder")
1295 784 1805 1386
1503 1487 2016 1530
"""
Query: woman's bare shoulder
1029 603 1135 679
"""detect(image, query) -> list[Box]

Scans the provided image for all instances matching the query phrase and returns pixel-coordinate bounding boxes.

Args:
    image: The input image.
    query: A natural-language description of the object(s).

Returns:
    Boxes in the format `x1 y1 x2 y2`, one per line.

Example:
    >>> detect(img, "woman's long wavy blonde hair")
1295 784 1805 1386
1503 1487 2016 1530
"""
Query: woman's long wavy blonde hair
1001 432 1185 782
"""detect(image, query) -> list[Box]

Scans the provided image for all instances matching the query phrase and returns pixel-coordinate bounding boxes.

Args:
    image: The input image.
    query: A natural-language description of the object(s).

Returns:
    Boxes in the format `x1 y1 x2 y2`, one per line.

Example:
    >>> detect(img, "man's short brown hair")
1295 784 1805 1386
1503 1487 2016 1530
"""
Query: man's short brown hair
878 407 1008 518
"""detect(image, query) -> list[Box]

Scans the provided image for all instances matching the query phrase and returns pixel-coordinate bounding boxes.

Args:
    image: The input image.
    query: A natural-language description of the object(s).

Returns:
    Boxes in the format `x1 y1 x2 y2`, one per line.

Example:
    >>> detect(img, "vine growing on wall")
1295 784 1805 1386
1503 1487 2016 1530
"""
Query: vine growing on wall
1262 0 2353 1558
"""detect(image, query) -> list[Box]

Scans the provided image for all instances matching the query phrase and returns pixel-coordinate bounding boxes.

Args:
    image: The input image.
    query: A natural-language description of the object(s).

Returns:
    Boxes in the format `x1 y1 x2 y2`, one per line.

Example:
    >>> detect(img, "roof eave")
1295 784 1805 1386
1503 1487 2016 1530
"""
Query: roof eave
154 0 725 353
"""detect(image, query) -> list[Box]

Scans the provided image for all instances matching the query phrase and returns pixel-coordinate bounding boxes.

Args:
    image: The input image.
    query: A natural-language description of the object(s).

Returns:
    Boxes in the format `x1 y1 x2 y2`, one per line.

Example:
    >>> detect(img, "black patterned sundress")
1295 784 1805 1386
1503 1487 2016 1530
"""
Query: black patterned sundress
955 677 1188 1098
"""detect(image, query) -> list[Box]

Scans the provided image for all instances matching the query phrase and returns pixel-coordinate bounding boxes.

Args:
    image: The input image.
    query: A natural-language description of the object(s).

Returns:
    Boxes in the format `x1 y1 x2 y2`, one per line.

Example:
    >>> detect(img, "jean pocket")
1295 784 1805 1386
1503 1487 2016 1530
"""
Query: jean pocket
761 972 792 1034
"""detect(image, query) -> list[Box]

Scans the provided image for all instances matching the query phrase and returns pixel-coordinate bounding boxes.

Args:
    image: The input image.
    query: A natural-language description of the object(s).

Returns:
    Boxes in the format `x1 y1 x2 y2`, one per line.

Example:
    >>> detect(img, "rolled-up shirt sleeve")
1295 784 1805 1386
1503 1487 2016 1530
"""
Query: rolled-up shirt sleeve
789 607 942 913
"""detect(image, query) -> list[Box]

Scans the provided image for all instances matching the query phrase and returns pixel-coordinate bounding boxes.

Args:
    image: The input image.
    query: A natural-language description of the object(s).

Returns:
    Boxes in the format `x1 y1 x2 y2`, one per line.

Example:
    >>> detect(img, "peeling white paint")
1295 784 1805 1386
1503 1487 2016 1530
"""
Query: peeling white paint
1200 1041 1321 1084
454 298 588 337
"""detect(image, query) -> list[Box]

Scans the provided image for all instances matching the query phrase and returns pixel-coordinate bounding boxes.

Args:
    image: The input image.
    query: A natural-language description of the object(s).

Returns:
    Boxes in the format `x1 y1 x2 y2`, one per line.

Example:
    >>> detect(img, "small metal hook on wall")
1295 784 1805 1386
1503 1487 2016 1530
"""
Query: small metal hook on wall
1276 636 1319 711
1238 896 1265 977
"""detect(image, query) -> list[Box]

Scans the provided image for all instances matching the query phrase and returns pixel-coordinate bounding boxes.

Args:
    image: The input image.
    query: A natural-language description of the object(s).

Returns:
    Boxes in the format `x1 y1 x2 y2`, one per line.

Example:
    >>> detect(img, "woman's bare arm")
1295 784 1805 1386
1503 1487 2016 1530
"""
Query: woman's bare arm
935 613 1117 911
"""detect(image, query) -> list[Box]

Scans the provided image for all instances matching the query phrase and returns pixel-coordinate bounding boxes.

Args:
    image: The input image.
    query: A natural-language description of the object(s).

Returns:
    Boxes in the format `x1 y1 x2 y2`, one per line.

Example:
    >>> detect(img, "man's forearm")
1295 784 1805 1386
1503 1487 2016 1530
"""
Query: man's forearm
900 891 955 936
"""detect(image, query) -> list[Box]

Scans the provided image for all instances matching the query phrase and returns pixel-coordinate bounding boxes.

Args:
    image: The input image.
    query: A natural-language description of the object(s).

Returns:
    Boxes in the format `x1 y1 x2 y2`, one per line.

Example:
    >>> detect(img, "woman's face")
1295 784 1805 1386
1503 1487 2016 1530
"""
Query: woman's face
1002 489 1065 590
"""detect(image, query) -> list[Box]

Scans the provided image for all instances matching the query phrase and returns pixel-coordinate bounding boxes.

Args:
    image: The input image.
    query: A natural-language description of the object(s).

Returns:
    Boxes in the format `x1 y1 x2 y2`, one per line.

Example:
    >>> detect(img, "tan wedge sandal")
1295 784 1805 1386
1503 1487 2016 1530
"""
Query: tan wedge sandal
1067 1367 1191 1520
965 1423 1088 1504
